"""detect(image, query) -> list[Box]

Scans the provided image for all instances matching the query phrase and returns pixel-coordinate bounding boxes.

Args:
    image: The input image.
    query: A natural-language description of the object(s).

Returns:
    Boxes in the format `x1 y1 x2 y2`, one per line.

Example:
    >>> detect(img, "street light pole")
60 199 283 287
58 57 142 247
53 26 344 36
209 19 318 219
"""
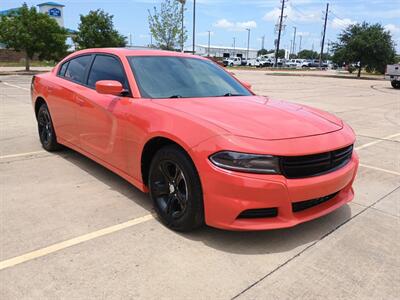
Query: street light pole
292 26 297 55
246 28 250 60
207 31 211 56
233 37 236 56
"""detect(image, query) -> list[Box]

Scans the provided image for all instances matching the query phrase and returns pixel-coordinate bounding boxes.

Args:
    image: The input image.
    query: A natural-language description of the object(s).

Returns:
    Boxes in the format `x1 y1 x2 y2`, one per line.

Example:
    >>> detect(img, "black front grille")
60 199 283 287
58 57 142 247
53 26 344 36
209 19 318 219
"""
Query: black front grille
280 145 353 179
292 192 339 212
237 207 278 219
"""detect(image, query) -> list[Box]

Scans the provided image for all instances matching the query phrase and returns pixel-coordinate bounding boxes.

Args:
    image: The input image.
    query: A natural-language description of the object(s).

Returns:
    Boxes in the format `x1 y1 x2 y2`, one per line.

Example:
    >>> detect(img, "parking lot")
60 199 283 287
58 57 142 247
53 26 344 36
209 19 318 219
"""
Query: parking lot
1 71 399 299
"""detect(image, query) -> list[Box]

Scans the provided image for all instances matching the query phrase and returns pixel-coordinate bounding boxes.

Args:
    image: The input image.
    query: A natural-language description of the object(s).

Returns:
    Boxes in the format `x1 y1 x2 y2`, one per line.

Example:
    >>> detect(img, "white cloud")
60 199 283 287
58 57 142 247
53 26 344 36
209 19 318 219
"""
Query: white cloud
297 31 310 37
236 20 257 30
263 5 319 23
384 24 400 35
213 18 257 31
214 19 234 29
197 31 215 36
330 18 356 29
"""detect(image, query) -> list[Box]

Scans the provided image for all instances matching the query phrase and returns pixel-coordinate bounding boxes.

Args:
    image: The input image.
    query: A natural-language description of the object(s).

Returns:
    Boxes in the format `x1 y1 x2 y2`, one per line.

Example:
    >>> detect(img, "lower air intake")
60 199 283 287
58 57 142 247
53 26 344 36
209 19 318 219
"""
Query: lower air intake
292 192 339 213
237 207 278 219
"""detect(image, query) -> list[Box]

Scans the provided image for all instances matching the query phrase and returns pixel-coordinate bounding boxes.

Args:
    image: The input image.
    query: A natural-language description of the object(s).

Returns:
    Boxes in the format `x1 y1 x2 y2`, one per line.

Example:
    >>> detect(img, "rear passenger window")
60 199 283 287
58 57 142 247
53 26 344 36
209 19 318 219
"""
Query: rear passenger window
64 55 91 84
87 55 127 89
58 61 69 76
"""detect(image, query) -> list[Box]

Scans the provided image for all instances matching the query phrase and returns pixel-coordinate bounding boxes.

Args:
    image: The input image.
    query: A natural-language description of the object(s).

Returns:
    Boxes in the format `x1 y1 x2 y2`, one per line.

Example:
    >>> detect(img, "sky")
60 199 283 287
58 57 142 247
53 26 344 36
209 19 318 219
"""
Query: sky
1 0 400 52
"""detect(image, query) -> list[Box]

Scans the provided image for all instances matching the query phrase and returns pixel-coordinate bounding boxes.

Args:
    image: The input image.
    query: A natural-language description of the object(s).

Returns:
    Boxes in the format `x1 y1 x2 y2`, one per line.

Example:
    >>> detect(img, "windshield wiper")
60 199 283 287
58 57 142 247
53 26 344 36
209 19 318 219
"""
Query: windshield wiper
169 95 183 98
222 93 245 97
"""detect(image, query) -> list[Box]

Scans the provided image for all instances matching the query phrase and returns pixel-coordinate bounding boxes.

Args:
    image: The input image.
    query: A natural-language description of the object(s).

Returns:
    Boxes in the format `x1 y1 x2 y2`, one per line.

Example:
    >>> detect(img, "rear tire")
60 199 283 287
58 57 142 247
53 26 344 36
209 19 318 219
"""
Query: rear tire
391 81 400 89
148 145 204 232
37 103 61 151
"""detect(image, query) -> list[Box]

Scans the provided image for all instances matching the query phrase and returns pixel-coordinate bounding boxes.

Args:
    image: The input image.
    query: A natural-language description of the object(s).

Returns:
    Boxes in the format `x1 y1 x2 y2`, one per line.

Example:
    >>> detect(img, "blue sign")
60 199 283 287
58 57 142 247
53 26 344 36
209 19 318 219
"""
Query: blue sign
48 8 61 17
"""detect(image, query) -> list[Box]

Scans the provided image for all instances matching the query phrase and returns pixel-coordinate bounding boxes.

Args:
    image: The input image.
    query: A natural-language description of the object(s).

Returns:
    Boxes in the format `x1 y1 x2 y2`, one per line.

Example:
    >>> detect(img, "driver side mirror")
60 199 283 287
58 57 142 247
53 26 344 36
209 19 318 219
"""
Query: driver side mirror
95 80 124 96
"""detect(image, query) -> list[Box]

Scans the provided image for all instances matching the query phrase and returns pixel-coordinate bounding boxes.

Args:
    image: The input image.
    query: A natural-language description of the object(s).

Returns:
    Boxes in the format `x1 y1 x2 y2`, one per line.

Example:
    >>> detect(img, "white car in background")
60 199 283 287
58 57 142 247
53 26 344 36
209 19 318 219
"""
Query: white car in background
286 59 304 68
385 64 400 89
223 57 242 67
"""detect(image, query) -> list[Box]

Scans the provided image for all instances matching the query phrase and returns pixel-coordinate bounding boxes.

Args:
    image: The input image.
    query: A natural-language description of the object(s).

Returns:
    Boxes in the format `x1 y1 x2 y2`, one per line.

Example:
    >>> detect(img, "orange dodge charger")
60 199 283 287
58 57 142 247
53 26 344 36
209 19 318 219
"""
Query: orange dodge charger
31 48 359 231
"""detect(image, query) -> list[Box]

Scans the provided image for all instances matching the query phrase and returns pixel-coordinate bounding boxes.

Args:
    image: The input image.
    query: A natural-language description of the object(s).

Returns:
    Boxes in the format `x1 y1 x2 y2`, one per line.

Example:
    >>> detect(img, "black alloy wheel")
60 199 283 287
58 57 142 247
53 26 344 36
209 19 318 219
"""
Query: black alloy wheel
149 145 204 231
37 104 61 151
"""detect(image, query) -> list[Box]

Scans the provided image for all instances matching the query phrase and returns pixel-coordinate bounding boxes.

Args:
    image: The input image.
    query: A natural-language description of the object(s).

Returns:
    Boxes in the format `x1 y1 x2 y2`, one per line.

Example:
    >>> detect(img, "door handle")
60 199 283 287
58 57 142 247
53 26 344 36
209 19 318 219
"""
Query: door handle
76 96 85 106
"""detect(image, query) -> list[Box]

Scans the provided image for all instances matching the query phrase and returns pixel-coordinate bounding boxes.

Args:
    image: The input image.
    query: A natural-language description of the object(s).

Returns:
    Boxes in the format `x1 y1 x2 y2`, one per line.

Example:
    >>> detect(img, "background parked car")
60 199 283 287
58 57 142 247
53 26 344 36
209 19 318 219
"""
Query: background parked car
223 57 242 67
385 63 400 89
286 59 304 68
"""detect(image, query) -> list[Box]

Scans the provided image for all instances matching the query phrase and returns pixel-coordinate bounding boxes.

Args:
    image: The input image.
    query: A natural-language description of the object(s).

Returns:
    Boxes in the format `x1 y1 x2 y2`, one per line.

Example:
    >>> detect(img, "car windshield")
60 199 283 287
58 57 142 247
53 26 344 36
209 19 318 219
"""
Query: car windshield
128 56 252 99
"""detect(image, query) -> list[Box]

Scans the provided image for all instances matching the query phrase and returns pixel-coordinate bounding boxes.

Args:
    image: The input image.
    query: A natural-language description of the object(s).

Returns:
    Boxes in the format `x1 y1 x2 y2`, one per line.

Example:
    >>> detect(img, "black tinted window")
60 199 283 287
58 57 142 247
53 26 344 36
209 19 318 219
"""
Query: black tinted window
128 56 252 99
58 61 69 76
64 55 91 84
87 55 127 89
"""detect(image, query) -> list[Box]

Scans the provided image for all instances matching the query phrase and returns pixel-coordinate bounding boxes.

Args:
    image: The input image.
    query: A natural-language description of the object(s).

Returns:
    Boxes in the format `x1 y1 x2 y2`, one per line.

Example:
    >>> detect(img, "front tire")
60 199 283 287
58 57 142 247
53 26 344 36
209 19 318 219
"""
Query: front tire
37 103 61 151
149 145 204 232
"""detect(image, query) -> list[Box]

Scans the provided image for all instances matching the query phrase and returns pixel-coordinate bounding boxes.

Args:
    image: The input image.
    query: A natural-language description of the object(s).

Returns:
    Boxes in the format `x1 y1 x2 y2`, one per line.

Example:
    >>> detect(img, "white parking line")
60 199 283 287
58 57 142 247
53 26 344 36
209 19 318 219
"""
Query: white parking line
0 214 154 271
1 81 30 91
359 164 400 176
0 150 47 160
355 133 400 151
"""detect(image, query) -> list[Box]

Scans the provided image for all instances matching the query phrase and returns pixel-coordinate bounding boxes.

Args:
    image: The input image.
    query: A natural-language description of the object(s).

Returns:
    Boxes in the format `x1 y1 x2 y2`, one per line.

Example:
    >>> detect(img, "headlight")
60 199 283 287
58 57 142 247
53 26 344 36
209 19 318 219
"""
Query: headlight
209 151 281 174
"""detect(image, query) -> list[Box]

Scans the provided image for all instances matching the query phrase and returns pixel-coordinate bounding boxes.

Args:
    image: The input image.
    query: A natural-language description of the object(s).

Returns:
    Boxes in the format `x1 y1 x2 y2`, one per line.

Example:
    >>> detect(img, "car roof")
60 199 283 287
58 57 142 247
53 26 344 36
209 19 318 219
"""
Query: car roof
69 48 203 59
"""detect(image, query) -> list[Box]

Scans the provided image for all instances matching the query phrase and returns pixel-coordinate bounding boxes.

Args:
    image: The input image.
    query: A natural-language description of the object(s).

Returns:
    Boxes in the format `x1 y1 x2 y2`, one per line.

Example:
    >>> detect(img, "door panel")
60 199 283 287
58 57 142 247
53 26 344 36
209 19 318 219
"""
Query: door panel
50 55 92 146
76 54 131 171
49 78 79 145
76 90 128 171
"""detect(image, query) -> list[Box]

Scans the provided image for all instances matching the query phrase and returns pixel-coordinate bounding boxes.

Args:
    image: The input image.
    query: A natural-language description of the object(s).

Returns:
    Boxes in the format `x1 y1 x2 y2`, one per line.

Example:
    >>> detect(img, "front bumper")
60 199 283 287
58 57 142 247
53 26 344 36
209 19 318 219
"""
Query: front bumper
190 125 359 231
200 153 358 230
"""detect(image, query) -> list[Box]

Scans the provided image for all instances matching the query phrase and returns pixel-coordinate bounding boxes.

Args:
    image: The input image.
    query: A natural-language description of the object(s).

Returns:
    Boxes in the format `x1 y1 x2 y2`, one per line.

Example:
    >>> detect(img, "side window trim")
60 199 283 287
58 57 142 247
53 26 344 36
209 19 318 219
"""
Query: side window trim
57 53 131 97
83 55 96 86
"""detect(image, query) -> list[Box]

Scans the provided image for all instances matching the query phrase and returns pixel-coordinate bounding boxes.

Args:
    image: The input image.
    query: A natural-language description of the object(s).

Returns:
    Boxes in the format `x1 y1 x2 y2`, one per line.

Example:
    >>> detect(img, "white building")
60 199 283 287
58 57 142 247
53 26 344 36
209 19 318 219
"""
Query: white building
194 44 258 59
37 2 65 27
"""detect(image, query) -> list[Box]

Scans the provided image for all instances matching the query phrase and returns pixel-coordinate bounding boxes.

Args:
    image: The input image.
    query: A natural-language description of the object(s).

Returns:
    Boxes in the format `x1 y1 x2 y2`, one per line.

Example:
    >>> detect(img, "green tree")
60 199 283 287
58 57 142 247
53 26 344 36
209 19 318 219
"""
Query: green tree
276 49 285 59
73 9 126 49
332 22 396 77
148 0 187 50
297 49 319 59
0 4 68 71
257 48 269 56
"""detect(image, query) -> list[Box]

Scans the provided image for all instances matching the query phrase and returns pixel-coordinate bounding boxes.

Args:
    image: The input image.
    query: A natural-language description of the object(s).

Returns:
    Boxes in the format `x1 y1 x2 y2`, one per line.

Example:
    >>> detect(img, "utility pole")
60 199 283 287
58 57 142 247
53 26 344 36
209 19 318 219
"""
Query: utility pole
207 31 211 56
292 26 297 55
299 35 302 53
129 34 132 47
192 0 196 54
274 0 286 67
319 2 329 68
178 0 185 52
246 28 251 60
233 37 236 56
261 35 265 50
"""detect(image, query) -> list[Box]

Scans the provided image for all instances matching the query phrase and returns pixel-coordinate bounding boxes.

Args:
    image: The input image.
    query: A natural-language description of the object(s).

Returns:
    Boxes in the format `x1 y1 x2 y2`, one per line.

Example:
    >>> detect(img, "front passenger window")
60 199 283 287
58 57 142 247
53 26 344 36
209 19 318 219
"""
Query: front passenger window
87 55 128 89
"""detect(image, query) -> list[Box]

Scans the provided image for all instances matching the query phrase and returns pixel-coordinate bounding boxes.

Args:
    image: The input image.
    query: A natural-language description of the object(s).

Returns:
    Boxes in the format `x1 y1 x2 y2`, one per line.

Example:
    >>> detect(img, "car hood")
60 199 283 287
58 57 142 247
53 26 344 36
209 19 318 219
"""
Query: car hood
155 96 343 140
